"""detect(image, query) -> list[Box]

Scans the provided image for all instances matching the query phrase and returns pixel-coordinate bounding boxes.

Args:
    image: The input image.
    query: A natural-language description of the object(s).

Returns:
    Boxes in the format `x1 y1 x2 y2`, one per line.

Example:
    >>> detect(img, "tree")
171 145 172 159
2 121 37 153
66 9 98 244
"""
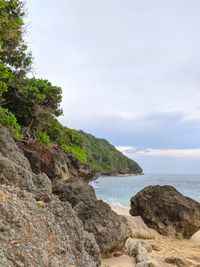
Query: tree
0 0 32 75
0 63 13 102
4 78 63 132
0 0 32 109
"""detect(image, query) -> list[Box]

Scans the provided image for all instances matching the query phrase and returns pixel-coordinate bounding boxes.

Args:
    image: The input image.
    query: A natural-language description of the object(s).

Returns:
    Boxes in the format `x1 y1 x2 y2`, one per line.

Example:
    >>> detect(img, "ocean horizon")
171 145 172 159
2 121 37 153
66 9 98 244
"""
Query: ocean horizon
91 173 200 209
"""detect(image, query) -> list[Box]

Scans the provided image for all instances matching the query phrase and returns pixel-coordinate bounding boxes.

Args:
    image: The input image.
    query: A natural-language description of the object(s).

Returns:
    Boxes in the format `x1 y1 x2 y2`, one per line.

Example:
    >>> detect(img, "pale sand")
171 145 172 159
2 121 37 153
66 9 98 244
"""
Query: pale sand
102 255 135 267
101 206 200 267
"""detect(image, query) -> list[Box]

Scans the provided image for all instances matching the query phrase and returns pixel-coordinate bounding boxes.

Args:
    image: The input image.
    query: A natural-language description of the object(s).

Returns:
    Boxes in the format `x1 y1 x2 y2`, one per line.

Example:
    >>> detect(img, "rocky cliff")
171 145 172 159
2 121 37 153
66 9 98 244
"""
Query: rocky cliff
0 126 138 266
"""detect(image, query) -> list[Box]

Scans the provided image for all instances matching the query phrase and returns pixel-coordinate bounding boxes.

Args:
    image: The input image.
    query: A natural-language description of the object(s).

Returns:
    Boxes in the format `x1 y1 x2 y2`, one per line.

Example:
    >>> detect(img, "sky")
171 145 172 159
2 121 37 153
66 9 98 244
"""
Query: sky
26 0 200 173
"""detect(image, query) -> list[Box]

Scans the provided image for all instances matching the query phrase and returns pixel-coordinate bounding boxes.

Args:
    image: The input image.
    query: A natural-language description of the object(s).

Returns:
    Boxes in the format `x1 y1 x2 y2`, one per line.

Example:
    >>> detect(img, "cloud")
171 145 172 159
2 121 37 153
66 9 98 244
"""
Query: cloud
117 146 200 159
27 0 200 172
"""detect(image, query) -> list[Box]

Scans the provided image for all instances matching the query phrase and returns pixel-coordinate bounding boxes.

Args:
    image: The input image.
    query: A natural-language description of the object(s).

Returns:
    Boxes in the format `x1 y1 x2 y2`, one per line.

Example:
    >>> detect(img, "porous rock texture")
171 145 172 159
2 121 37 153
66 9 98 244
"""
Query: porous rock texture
74 200 132 257
130 185 200 238
0 126 101 266
53 177 96 207
0 185 100 267
0 127 31 170
123 215 154 240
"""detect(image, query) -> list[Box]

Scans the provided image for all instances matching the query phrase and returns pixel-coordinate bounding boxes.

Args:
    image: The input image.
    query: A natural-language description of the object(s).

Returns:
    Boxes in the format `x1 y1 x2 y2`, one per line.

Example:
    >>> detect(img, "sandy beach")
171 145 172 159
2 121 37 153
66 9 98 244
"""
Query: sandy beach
101 206 200 267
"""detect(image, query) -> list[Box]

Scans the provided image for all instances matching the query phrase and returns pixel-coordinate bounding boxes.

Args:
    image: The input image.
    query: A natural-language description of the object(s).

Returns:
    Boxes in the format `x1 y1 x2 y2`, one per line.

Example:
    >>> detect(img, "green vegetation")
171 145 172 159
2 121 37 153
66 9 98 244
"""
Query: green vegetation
4 78 63 132
79 131 142 174
0 0 142 175
0 108 22 138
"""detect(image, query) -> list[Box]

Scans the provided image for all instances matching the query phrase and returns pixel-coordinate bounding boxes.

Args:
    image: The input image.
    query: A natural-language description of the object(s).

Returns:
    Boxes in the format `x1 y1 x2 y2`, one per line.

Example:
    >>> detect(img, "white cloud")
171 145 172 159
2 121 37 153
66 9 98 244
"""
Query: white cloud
116 146 200 159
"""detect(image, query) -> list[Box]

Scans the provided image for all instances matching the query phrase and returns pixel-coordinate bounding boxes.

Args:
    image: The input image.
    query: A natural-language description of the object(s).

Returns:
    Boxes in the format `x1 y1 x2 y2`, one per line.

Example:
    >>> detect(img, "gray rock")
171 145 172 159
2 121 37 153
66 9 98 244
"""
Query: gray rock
130 185 200 238
0 126 31 170
124 238 151 259
0 185 101 267
135 243 148 263
74 200 131 257
124 238 138 257
53 177 96 207
124 215 154 239
0 156 52 196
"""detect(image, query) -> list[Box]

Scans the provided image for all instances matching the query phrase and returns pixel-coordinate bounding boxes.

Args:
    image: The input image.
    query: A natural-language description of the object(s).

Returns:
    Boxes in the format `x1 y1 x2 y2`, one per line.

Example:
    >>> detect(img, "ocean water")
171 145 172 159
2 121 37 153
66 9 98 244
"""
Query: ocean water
91 173 200 208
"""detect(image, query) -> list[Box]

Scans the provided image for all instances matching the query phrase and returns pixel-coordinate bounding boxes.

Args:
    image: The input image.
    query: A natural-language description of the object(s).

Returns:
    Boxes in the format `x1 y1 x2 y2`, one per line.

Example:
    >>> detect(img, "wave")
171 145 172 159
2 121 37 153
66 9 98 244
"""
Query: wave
89 181 99 189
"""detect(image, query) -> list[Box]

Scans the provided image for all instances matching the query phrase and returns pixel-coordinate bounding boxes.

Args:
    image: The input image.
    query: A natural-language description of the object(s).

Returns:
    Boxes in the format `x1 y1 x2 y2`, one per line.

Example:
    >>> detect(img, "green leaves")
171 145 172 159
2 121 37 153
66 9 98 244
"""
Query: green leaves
0 108 22 138
0 64 13 100
0 0 31 73
4 77 63 132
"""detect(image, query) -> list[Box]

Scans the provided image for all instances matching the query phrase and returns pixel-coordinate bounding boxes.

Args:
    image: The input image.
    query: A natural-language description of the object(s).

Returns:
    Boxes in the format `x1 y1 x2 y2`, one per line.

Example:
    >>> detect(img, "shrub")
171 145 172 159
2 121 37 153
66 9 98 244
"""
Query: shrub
36 131 51 146
0 108 22 138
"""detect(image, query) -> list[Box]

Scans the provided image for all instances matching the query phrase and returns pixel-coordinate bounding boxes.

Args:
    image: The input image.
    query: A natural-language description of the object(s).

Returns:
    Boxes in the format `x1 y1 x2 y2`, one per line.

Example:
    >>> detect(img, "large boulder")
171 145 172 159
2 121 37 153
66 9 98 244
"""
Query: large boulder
53 178 97 207
74 200 131 257
130 185 200 238
18 141 97 184
0 185 101 267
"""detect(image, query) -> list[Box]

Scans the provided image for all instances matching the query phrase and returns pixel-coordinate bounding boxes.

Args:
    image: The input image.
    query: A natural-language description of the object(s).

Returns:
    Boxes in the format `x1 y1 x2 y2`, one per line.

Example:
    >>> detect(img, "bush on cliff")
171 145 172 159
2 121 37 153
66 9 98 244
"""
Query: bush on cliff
0 108 22 138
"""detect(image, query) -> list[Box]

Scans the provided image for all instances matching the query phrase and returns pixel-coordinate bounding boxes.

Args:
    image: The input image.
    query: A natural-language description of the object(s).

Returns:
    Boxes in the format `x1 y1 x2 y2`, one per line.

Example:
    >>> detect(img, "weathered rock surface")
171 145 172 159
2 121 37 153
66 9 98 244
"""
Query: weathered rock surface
0 127 31 170
130 185 200 238
0 185 101 267
123 215 154 239
0 156 52 197
18 140 97 183
74 200 132 257
124 238 149 262
53 177 97 207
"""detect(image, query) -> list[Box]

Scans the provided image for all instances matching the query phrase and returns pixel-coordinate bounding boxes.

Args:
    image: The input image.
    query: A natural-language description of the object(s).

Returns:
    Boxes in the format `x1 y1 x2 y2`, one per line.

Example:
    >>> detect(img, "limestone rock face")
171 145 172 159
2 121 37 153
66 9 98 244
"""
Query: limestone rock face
74 200 131 257
130 185 200 238
0 127 31 170
0 185 101 267
0 156 52 196
18 140 97 184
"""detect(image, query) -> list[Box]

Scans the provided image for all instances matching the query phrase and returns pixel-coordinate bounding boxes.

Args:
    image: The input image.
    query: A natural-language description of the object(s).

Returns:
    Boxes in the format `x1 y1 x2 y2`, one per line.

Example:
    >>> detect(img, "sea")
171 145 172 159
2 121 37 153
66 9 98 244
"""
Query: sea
90 173 200 209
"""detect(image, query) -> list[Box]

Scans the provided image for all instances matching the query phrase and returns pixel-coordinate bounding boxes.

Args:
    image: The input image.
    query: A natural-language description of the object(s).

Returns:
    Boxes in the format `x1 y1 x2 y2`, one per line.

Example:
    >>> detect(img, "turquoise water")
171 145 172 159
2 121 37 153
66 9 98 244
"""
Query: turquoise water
91 174 200 208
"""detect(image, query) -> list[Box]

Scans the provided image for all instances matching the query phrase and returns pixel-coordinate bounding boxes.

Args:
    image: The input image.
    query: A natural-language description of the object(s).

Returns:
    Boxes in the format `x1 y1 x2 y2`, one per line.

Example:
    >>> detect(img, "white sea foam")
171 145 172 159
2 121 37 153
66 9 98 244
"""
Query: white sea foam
89 181 99 189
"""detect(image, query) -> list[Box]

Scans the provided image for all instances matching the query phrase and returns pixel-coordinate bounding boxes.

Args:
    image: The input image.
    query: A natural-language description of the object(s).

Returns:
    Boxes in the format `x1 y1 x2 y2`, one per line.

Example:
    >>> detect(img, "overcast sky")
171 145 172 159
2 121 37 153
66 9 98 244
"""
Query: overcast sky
27 0 200 173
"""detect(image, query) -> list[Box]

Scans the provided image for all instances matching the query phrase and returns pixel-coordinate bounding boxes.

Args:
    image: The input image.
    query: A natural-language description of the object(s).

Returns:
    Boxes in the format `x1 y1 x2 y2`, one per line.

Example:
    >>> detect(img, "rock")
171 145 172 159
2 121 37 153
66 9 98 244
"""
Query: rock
74 200 131 257
0 185 101 267
123 215 154 239
130 185 200 238
136 259 163 267
0 156 52 196
124 238 138 257
165 256 188 267
113 251 123 257
53 177 97 207
138 241 152 253
135 242 148 263
18 140 97 183
151 244 162 251
124 238 149 262
0 126 31 170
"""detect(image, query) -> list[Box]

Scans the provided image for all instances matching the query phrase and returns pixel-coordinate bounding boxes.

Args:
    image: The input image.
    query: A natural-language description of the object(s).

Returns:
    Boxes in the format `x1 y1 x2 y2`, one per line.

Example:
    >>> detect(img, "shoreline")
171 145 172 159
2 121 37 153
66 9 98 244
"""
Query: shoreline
101 204 200 267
